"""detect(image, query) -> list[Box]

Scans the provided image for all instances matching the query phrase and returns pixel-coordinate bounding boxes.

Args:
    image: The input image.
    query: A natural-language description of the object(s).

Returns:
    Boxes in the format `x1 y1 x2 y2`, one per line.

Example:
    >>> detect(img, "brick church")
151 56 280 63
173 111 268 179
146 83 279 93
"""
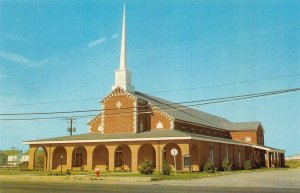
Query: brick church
24 5 285 172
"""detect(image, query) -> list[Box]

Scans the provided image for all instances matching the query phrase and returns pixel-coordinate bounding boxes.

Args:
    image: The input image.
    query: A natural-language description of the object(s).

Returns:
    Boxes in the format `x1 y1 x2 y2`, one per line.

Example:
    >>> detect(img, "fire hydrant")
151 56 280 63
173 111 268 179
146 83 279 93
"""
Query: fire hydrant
95 168 100 177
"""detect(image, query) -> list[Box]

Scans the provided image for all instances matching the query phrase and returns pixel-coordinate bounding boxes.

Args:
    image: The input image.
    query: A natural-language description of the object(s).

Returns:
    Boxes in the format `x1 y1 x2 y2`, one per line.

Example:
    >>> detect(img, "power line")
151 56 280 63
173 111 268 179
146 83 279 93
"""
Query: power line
0 87 299 121
0 73 299 108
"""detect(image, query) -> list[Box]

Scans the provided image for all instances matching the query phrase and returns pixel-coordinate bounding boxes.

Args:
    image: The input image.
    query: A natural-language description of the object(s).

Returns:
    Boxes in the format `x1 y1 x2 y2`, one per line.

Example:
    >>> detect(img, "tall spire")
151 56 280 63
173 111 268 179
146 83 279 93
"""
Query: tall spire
112 4 135 92
119 4 126 70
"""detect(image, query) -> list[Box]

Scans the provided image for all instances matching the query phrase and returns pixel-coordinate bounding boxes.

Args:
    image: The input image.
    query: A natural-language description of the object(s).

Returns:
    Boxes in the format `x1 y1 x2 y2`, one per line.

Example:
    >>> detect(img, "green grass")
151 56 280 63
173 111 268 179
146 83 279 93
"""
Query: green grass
0 165 297 181
285 159 300 168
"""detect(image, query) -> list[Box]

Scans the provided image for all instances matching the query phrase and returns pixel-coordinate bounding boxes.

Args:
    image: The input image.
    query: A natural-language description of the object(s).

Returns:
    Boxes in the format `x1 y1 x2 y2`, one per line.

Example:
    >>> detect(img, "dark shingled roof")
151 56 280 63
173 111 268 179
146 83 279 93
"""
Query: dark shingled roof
221 122 261 131
131 91 260 131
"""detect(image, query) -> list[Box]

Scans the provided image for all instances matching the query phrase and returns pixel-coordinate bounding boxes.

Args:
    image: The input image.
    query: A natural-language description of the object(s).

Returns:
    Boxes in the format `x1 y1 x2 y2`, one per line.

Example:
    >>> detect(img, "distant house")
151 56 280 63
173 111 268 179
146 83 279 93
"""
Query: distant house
3 150 22 166
0 151 8 166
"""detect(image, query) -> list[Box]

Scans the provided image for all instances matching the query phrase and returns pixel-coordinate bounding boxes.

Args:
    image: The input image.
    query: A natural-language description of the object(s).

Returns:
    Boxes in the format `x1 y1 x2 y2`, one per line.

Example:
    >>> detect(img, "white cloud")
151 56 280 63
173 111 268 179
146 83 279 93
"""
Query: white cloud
0 51 49 67
88 37 107 48
111 33 119 39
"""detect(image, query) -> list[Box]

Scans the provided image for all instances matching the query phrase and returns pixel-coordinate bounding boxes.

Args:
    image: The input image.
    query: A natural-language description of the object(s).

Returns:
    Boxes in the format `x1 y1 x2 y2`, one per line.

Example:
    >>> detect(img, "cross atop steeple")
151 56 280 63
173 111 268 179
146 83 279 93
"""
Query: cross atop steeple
112 4 135 93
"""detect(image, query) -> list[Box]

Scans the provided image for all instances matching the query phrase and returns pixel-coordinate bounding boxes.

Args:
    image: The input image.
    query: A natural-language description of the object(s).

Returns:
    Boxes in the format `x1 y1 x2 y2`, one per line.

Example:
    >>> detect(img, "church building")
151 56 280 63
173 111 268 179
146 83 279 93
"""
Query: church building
24 6 285 172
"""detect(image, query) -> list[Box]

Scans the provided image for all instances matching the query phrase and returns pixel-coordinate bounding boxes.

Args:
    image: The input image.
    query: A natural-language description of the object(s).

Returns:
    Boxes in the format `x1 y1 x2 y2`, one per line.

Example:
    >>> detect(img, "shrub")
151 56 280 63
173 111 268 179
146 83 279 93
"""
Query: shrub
203 159 217 173
222 159 232 171
161 160 171 175
138 160 155 175
244 160 253 170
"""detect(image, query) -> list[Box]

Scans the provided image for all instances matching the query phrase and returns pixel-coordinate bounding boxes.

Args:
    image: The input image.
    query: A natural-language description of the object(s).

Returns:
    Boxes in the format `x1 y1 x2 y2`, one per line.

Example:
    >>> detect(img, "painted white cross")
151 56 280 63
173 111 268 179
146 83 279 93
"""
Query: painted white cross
116 101 122 108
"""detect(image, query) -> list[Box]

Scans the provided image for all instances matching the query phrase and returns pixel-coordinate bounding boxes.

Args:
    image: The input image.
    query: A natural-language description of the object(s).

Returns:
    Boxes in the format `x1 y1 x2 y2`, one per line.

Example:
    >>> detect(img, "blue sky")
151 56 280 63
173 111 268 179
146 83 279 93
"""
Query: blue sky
0 0 299 156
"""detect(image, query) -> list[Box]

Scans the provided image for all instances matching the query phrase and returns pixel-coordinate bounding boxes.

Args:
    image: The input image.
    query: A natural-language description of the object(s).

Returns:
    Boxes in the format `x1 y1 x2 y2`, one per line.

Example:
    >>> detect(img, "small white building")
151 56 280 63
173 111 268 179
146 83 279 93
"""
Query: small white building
3 150 22 166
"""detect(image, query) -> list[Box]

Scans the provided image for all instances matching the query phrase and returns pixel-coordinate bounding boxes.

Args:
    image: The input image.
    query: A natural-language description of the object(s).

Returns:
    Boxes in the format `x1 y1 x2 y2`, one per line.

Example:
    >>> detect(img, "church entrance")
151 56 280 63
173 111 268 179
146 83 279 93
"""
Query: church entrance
114 145 131 171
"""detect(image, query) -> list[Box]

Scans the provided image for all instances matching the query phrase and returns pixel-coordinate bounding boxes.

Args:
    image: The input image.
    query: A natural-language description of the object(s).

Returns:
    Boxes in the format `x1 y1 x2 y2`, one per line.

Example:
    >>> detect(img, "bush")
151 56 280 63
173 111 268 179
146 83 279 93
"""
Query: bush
203 159 217 173
161 160 171 175
244 160 253 170
138 160 155 175
221 159 232 171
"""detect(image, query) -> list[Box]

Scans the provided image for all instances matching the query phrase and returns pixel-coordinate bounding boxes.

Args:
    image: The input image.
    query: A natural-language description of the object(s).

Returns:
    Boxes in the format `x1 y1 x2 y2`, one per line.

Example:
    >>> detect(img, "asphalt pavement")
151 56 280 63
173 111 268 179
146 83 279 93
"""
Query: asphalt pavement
1 168 299 193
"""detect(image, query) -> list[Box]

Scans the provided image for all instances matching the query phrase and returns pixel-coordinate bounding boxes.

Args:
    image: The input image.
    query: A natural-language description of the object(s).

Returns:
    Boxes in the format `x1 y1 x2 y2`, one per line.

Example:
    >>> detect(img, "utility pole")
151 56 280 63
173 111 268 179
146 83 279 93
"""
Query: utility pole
66 117 76 136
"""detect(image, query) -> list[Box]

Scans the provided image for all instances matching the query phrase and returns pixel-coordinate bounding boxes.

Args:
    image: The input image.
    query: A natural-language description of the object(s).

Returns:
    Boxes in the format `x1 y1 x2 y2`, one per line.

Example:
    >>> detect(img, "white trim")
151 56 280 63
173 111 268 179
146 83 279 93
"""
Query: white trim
23 135 253 146
23 137 191 145
190 136 252 146
251 144 285 153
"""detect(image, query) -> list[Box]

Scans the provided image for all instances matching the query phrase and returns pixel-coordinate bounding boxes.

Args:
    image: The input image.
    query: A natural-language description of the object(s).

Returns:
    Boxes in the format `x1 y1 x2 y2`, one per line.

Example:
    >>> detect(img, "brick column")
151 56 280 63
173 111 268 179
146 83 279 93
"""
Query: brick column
45 146 52 171
155 143 164 172
85 146 95 171
179 143 190 172
130 144 140 172
28 146 36 170
265 151 270 168
65 146 74 170
107 145 116 171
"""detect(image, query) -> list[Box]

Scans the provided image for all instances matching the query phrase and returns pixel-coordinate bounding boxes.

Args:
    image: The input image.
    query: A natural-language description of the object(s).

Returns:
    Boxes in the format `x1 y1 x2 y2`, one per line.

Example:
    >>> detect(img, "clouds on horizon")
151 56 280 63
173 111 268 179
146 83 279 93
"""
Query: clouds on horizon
0 51 49 67
88 37 107 48
88 33 119 48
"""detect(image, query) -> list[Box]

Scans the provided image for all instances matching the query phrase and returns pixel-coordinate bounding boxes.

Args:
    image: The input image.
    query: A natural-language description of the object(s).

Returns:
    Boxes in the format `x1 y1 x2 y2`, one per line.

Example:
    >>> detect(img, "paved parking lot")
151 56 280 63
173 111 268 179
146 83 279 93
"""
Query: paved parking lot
159 168 300 188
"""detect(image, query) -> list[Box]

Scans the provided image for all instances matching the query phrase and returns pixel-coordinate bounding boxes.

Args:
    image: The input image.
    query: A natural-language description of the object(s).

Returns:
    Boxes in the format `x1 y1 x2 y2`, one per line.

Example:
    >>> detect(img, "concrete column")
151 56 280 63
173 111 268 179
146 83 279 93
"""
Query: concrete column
28 146 36 170
85 146 95 171
65 146 74 170
130 144 140 172
107 145 117 171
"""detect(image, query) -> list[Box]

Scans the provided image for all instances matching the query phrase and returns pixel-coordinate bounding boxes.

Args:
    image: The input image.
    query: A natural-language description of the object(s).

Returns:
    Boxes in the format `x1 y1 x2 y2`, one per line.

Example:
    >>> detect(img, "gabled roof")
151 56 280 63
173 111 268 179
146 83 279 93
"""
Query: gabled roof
92 88 261 132
221 122 261 131
131 91 230 130
131 91 261 132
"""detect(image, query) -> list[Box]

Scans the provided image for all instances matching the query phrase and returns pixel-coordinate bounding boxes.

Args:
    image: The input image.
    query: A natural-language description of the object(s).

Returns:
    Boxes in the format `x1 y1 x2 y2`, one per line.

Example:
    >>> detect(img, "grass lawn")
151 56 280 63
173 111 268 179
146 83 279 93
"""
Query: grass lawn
0 166 295 181
1 160 299 180
285 159 300 168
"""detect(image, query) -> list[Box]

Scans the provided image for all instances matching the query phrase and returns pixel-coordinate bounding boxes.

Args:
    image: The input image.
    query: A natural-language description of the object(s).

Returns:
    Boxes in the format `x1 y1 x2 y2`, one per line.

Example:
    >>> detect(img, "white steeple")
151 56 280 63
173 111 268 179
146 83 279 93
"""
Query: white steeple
112 4 135 92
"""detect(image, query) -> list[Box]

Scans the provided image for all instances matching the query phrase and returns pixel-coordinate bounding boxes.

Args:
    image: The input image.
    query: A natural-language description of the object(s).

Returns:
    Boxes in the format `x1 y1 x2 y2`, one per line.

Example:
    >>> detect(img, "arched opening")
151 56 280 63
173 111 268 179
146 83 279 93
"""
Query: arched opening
138 144 156 168
34 146 47 170
191 144 199 171
52 146 67 171
72 146 87 169
114 144 131 171
163 143 182 171
92 145 109 171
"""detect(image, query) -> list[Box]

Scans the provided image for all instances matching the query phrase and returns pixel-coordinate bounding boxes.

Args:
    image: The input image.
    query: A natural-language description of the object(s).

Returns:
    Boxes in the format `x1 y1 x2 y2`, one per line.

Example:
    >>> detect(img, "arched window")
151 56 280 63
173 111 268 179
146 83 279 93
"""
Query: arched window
74 146 84 167
156 121 163 129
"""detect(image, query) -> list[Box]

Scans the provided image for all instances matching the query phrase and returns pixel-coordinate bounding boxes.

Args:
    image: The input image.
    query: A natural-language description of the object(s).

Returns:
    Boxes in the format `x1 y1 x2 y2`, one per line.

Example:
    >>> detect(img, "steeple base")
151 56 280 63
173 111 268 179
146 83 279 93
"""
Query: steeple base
112 69 135 93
